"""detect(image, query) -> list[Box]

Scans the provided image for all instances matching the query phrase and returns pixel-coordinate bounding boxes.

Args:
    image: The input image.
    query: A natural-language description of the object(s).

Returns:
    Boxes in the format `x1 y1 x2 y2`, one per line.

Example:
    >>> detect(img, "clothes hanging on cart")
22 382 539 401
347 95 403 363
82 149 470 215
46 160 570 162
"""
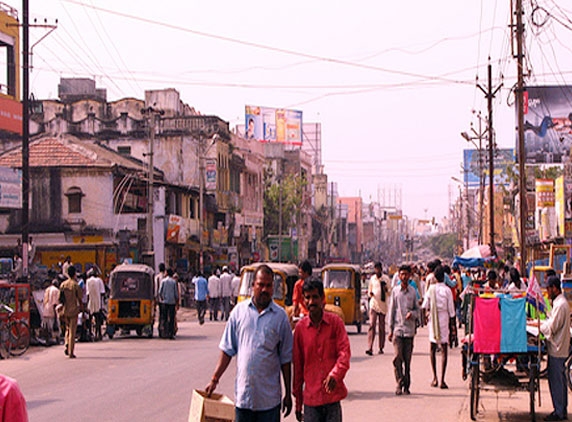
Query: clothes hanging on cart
473 295 527 354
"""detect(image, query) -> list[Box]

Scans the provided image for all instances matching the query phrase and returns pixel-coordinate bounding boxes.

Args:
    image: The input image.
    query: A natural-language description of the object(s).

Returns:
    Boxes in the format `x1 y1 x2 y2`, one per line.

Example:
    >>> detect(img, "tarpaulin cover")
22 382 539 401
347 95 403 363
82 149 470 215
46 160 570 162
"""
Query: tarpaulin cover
452 256 485 268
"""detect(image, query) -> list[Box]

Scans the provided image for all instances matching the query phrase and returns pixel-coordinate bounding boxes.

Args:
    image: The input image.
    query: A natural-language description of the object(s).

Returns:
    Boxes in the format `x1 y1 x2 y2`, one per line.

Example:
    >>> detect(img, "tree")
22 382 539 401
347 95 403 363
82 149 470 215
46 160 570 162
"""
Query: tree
263 169 307 241
423 233 458 259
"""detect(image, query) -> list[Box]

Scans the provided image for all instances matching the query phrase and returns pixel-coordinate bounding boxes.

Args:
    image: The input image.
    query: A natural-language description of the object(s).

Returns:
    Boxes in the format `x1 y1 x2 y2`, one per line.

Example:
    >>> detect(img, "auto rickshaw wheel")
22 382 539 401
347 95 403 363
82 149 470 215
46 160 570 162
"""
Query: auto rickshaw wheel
136 327 143 337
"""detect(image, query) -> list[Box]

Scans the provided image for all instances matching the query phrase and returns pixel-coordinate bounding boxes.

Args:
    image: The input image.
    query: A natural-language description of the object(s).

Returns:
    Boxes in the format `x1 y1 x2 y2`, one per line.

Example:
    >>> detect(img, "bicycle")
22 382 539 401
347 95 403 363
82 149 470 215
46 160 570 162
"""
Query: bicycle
0 304 30 358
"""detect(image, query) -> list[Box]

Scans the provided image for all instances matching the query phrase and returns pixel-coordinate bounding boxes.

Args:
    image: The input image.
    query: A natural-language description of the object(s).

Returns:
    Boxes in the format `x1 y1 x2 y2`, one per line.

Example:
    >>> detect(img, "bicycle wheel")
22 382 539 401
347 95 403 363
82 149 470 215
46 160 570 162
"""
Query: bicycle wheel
470 355 480 421
566 355 572 392
9 321 30 356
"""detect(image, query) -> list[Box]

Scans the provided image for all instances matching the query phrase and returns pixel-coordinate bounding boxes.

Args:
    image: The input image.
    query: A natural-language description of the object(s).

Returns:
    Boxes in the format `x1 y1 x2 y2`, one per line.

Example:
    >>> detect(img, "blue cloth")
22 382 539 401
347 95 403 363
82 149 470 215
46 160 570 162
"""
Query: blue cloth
444 274 456 288
500 297 527 353
220 298 293 411
159 276 178 305
548 355 568 418
192 276 208 301
461 274 472 289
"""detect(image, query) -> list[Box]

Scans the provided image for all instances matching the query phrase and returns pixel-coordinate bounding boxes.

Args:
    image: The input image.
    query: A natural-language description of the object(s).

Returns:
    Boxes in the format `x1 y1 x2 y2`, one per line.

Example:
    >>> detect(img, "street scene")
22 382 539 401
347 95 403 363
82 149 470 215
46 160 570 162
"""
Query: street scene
0 0 570 421
0 310 559 422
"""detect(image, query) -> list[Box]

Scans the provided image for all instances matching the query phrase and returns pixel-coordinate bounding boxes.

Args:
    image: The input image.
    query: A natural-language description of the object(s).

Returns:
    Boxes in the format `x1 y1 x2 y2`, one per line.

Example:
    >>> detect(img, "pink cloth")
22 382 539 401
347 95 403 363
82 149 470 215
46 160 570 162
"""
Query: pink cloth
473 297 501 353
0 375 28 422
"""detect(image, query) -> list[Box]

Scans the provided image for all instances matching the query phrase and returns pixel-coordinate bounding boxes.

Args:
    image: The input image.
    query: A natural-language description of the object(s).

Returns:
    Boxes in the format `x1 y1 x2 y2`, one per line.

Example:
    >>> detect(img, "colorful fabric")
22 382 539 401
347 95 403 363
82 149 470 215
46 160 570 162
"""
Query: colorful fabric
473 297 501 353
500 297 527 353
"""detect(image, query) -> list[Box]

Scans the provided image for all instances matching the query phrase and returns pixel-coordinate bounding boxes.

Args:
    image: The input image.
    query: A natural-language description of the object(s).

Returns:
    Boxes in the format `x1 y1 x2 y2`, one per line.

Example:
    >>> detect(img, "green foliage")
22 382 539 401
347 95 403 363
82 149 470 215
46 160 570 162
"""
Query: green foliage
423 233 458 259
533 166 562 180
263 171 307 239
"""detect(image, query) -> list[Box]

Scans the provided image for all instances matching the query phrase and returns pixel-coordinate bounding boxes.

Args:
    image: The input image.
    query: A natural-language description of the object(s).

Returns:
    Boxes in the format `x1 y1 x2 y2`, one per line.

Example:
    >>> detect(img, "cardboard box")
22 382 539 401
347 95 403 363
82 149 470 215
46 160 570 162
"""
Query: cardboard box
189 389 235 422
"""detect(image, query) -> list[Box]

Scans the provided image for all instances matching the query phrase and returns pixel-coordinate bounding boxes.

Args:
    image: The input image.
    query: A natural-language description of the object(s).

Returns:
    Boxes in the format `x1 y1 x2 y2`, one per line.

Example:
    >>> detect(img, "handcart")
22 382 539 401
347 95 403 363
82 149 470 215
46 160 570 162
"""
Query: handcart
463 287 544 421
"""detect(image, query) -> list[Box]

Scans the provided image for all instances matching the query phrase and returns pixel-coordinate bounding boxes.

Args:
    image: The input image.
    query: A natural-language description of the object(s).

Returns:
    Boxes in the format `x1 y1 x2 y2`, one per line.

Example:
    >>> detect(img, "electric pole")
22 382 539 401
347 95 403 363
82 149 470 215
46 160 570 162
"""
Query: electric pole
514 0 527 270
478 61 502 256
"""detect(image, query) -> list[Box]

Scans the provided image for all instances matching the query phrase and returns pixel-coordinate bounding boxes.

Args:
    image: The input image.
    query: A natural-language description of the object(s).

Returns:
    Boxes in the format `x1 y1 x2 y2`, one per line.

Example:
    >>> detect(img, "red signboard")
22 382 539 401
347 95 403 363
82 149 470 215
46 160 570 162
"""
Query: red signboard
0 96 22 135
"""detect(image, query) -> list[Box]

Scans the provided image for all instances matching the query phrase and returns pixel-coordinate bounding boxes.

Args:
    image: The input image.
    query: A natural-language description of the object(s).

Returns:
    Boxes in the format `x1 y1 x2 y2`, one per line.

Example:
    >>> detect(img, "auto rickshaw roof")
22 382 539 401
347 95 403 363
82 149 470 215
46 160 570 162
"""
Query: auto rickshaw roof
240 262 299 277
321 263 361 272
110 263 154 276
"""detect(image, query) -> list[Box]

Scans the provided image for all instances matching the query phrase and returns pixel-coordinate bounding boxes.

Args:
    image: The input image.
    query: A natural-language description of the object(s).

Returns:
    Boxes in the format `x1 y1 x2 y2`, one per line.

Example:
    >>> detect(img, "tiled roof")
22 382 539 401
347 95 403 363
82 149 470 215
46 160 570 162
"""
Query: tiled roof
0 136 153 175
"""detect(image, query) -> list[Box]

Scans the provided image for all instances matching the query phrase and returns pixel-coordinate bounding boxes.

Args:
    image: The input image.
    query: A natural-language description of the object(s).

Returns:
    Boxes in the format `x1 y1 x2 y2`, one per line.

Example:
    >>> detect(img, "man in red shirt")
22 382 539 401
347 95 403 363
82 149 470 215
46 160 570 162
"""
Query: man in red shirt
292 261 312 318
293 279 351 422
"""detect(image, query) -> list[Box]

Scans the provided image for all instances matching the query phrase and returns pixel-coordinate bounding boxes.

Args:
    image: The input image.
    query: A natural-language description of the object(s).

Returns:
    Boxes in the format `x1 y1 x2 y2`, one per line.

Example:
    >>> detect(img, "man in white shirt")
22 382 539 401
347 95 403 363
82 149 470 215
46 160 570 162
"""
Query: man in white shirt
219 266 234 321
366 262 390 356
86 268 106 341
538 276 571 421
43 278 61 344
208 269 222 321
422 265 455 389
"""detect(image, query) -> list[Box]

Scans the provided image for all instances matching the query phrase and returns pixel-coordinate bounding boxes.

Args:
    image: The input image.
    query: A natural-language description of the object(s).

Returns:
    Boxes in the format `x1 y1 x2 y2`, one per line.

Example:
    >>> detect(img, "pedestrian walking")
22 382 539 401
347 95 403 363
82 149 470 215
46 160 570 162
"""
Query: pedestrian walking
422 265 455 389
86 268 106 341
388 264 420 395
43 278 60 345
159 269 179 339
59 265 83 358
207 270 221 321
192 272 209 325
293 279 350 422
205 264 293 421
366 262 389 355
219 266 233 321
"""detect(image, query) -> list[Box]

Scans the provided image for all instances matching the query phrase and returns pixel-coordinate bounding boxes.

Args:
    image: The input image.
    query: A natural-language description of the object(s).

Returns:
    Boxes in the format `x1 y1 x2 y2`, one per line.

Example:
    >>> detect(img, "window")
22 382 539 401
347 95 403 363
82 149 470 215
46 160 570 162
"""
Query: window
65 186 84 214
117 146 131 156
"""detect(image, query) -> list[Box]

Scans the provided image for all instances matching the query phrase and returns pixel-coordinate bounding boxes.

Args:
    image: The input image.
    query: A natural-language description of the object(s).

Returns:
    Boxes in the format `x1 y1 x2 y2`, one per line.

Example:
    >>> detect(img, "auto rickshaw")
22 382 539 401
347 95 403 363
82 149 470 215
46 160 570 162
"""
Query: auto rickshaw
321 263 362 333
107 263 155 338
238 262 298 308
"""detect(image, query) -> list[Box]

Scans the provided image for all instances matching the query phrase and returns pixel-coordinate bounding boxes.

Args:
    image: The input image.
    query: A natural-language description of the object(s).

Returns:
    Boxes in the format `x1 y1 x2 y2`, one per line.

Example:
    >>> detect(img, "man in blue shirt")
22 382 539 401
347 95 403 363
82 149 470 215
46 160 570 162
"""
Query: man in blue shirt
159 268 179 339
192 272 209 325
205 264 293 421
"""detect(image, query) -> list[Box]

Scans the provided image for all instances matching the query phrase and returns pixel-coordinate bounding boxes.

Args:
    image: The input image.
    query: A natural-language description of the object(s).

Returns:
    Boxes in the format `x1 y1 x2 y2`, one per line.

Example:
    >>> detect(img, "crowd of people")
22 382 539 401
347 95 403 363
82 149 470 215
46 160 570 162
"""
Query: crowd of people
202 257 571 422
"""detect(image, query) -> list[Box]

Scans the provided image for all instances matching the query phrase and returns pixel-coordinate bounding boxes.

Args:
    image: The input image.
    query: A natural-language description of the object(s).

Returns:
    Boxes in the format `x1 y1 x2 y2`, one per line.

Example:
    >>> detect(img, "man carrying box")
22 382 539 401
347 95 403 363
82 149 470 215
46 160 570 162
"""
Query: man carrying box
205 264 293 421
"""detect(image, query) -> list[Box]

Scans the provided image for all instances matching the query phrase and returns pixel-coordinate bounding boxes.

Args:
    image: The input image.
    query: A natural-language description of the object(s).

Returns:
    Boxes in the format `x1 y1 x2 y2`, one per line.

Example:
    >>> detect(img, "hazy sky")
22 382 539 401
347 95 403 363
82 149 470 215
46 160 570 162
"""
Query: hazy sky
9 0 572 220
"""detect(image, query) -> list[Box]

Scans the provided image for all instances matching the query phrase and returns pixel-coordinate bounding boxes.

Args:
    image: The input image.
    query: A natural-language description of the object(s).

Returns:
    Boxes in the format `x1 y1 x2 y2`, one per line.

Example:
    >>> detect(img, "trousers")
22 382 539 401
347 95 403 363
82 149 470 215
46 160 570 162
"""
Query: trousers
393 336 414 390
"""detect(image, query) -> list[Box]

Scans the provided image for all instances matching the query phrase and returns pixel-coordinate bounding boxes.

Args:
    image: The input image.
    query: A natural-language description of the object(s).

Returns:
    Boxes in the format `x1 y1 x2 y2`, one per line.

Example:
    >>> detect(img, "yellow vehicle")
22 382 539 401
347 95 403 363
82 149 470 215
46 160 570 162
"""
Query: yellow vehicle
238 262 298 308
531 244 572 308
321 263 363 333
107 263 155 338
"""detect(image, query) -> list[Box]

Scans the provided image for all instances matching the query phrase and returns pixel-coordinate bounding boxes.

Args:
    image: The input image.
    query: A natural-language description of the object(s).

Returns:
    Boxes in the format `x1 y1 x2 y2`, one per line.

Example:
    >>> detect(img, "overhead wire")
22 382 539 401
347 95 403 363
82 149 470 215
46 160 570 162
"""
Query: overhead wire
84 0 142 95
61 0 472 86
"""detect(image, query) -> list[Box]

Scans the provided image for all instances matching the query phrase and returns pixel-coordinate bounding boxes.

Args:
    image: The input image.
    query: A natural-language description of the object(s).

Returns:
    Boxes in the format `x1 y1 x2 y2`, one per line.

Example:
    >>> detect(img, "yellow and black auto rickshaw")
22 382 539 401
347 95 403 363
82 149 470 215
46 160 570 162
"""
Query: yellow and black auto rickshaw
321 263 362 333
238 262 299 308
107 263 155 338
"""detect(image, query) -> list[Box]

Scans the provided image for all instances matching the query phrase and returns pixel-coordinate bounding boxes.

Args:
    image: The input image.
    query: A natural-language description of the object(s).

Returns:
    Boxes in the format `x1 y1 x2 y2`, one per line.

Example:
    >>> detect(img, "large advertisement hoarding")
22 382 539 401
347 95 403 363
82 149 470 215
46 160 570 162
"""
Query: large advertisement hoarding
520 86 572 164
245 105 303 145
463 148 515 187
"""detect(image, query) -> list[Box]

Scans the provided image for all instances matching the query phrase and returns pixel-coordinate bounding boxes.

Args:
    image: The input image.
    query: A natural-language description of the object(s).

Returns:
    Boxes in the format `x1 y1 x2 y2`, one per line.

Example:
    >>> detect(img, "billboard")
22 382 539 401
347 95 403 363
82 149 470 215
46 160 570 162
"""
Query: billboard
0 97 22 135
463 148 515 188
0 166 21 208
205 158 217 191
520 86 572 164
245 105 303 145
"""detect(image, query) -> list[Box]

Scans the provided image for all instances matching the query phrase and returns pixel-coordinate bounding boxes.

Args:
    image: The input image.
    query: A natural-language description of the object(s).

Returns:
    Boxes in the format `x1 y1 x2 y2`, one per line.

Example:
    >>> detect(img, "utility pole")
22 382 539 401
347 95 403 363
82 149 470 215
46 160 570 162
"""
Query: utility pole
22 0 29 278
514 0 527 270
478 61 502 256
141 106 164 270
18 3 56 278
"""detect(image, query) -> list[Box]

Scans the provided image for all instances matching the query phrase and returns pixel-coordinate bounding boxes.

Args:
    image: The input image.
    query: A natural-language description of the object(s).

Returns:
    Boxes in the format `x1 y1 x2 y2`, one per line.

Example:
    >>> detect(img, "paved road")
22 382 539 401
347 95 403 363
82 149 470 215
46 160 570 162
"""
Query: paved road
0 311 557 421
